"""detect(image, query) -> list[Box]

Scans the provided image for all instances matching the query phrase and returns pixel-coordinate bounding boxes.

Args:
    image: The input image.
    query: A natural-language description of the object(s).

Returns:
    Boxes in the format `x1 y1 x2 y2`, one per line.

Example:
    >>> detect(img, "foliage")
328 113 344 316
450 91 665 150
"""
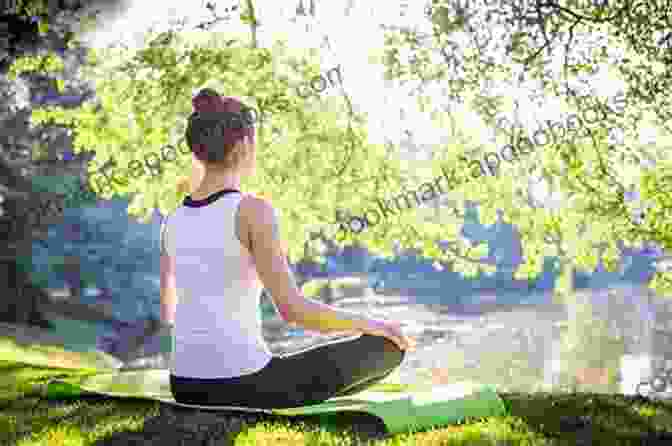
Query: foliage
18 8 408 263
12 0 49 17
378 0 672 294
10 0 672 295
7 52 64 81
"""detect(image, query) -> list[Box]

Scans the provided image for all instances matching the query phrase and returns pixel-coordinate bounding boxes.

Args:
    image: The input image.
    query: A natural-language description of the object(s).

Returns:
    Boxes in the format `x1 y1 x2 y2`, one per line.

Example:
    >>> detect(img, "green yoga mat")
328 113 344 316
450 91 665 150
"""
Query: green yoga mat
43 369 507 434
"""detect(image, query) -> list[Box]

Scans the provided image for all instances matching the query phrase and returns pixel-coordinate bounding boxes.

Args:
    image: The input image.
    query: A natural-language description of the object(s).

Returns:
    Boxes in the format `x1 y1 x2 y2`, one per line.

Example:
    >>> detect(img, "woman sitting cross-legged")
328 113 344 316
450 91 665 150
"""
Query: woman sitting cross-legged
159 88 416 409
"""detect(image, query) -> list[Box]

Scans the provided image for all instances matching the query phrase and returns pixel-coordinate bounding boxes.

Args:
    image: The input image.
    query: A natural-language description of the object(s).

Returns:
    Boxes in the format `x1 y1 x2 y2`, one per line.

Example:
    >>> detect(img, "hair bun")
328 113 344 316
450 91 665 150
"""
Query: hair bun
186 91 255 164
192 89 243 115
192 92 225 114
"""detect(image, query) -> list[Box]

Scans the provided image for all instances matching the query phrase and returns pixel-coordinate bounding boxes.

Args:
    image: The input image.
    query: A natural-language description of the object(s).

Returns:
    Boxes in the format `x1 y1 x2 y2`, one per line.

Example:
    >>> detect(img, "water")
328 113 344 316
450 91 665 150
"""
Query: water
299 285 672 398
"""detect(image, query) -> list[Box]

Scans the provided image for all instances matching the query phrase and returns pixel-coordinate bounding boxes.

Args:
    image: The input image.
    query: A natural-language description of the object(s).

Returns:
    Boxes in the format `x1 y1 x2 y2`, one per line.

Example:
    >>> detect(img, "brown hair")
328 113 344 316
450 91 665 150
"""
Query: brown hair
185 88 255 169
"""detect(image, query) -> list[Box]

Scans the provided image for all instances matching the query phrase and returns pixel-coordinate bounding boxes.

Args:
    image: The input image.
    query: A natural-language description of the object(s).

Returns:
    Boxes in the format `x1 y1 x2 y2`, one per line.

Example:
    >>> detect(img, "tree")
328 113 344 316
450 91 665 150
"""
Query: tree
13 0 672 297
375 0 672 295
0 6 80 327
15 0 408 264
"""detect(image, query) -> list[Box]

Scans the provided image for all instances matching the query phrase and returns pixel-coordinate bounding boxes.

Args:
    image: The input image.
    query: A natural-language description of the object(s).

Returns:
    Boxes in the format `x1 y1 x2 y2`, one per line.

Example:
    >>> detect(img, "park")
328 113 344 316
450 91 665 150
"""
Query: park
1 1 672 445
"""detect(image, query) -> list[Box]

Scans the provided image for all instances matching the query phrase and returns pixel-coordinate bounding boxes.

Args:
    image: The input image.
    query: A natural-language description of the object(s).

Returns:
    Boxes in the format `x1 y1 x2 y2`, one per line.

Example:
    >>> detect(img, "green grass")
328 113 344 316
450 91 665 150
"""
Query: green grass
3 359 672 445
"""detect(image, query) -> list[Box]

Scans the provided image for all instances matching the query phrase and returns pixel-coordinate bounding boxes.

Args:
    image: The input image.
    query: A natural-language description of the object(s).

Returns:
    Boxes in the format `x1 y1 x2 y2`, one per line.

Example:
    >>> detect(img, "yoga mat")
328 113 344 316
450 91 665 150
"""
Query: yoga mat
0 332 122 371
42 369 507 434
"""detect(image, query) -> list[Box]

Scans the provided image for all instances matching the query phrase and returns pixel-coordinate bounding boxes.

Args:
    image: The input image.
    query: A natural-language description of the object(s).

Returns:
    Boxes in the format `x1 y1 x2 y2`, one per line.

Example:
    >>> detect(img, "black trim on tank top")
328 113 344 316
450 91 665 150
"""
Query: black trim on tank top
183 189 241 207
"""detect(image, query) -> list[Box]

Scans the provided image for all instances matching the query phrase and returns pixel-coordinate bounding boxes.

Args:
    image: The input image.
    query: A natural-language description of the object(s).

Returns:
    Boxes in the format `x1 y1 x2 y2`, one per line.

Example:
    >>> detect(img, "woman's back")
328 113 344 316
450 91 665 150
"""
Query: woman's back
161 189 272 379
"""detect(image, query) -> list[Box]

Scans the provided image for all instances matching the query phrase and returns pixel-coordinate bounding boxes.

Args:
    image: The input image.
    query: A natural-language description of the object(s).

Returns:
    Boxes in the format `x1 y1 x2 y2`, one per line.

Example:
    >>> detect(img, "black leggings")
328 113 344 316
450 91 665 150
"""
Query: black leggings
169 334 405 409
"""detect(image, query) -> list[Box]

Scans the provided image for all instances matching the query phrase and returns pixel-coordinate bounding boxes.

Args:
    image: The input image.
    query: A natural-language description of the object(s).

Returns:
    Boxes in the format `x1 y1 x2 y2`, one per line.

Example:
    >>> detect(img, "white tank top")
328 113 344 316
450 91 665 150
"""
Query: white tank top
160 189 273 378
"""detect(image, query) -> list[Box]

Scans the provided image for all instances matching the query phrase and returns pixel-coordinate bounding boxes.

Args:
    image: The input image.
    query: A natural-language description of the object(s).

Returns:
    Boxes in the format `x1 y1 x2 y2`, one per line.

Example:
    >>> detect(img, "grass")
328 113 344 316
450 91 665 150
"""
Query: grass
2 332 672 445
3 359 672 445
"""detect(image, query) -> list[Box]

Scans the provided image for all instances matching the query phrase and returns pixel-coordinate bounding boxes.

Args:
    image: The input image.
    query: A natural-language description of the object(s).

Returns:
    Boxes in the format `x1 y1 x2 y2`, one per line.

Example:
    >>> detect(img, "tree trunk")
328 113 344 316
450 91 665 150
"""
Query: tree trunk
0 260 52 329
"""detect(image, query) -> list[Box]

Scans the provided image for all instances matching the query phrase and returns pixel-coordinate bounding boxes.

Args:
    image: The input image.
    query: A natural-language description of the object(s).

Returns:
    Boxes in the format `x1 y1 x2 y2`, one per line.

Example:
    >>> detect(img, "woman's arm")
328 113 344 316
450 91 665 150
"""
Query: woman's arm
241 195 370 333
159 219 177 326
160 252 178 326
242 196 415 350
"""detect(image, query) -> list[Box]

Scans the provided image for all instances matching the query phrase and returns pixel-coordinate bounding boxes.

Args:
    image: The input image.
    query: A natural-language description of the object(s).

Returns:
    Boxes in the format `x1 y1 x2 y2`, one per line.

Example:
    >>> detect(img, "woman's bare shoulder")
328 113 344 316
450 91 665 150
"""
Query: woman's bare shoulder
239 193 277 224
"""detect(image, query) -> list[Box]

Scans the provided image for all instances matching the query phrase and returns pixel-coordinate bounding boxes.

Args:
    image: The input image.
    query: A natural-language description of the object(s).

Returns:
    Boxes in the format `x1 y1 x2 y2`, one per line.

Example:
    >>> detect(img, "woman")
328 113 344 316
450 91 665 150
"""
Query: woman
159 88 415 409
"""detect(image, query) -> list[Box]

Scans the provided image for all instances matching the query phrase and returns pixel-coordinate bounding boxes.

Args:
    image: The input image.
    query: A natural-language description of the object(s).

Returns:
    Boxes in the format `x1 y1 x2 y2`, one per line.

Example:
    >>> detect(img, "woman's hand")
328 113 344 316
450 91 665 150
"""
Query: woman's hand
361 318 416 352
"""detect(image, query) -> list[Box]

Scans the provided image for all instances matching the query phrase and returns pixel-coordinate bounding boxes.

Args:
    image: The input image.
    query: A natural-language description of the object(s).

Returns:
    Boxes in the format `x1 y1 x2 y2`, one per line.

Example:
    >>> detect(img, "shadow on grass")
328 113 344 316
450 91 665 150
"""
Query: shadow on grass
0 359 392 445
502 392 672 445
90 402 392 446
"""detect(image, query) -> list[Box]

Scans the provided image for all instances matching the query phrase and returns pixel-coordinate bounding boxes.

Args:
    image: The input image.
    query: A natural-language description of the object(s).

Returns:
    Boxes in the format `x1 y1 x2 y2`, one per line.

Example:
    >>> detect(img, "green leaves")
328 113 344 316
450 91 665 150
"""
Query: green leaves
16 4 671 295
372 0 672 294
22 27 411 263
37 19 48 36
7 54 64 80
15 0 50 17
